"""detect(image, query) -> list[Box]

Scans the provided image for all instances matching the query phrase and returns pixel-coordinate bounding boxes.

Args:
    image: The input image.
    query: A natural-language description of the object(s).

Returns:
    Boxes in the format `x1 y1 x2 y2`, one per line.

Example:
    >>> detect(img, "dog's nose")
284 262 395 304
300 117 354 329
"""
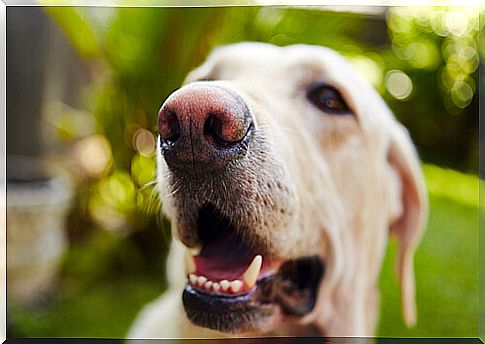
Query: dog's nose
158 83 254 173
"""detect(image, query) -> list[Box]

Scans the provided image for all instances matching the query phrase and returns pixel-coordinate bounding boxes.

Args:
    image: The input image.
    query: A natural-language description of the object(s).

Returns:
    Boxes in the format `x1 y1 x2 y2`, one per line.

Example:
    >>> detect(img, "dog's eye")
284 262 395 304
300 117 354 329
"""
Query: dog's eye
307 84 351 115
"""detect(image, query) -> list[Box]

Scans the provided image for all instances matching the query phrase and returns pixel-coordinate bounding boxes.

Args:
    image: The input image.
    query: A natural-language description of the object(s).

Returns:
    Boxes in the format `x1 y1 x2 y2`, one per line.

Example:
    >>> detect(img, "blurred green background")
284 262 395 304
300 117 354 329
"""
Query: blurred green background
6 6 481 339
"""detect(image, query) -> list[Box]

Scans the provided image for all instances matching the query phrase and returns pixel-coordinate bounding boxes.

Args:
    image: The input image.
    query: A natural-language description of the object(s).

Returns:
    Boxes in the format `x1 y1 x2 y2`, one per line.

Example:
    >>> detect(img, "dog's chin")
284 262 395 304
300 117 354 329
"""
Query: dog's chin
179 203 325 334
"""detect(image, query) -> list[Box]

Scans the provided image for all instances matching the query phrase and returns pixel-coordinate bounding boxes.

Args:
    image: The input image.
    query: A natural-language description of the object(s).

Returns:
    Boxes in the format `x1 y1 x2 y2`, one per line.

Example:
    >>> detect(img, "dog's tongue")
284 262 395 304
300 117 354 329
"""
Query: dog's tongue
194 234 254 281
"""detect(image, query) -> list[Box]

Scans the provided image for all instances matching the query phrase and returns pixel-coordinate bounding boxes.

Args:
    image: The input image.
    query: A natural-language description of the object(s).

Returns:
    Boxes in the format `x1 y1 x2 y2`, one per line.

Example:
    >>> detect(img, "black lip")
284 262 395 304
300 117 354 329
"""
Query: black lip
182 256 325 333
269 256 325 316
182 280 277 333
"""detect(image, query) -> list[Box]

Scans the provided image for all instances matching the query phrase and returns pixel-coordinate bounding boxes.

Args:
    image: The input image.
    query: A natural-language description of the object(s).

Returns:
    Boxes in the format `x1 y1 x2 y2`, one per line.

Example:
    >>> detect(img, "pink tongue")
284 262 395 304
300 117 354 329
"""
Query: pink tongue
194 234 254 281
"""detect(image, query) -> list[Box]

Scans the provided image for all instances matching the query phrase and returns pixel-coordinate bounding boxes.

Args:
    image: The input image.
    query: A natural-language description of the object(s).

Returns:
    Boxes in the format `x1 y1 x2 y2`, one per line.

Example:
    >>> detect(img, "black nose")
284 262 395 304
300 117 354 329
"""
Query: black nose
158 83 254 173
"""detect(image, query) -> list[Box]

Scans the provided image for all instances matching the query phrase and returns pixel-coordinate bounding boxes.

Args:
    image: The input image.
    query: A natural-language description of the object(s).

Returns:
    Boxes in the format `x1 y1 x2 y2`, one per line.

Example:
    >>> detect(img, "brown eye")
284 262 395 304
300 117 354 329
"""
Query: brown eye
307 84 351 115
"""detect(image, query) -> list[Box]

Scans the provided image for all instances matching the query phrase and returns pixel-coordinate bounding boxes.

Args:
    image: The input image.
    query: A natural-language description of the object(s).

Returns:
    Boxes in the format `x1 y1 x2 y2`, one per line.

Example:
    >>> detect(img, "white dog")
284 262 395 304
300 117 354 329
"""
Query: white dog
128 42 427 338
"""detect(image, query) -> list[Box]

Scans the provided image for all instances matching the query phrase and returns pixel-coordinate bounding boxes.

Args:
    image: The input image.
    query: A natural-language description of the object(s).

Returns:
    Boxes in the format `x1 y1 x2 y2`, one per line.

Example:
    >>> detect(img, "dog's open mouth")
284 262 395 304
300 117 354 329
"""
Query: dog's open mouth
182 204 325 333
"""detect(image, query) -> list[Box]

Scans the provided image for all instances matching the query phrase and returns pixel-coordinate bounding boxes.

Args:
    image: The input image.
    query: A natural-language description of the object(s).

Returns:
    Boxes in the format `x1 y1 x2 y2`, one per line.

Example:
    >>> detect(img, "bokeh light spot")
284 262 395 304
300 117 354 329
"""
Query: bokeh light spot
444 10 469 37
74 134 112 177
407 40 440 70
385 70 413 100
451 81 474 108
132 128 156 157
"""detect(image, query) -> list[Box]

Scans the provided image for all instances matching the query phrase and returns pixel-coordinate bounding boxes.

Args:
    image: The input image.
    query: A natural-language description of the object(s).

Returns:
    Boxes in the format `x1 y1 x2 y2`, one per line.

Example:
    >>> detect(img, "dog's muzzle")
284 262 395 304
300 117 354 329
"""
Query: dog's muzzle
157 83 325 334
158 83 255 174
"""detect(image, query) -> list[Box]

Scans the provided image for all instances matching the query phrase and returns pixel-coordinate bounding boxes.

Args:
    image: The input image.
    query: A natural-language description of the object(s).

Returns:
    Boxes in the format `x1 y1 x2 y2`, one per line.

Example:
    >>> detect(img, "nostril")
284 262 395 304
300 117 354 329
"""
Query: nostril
159 109 181 146
204 113 252 147
204 115 225 146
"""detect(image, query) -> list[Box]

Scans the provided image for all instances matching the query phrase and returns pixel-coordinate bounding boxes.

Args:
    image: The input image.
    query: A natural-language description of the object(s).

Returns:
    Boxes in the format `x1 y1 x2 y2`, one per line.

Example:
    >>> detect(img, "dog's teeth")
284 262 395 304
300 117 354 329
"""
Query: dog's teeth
220 280 230 292
243 255 263 288
230 280 243 293
185 251 196 274
197 276 207 286
189 274 198 285
204 281 213 289
212 283 221 292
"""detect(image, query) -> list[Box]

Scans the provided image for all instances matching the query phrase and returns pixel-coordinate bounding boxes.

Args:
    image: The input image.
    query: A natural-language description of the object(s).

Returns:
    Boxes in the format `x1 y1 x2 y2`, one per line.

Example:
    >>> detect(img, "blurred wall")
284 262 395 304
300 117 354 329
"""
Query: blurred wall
7 7 89 160
7 7 46 157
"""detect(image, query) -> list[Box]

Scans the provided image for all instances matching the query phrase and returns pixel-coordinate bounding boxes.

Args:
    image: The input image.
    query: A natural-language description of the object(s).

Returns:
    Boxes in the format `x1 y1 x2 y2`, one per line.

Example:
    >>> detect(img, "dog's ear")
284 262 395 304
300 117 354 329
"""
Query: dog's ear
387 122 428 327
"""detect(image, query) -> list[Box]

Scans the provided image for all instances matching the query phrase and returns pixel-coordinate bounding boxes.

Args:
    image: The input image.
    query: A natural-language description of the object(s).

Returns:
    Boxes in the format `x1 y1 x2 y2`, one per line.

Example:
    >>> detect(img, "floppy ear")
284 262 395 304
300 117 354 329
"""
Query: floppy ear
387 123 428 327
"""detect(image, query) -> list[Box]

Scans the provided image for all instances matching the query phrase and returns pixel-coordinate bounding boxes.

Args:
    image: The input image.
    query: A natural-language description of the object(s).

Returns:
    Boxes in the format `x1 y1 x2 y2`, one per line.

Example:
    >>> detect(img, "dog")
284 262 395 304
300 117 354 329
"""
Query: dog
128 42 428 338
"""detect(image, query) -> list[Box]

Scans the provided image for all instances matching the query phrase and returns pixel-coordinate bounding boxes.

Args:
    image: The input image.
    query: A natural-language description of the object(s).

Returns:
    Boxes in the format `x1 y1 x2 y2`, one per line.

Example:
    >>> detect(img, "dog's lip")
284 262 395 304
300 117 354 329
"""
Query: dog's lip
182 255 325 333
182 276 281 334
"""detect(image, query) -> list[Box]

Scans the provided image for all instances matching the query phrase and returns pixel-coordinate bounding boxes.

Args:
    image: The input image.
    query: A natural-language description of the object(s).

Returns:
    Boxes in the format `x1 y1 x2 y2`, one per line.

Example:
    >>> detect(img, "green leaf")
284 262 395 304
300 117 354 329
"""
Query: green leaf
44 7 102 59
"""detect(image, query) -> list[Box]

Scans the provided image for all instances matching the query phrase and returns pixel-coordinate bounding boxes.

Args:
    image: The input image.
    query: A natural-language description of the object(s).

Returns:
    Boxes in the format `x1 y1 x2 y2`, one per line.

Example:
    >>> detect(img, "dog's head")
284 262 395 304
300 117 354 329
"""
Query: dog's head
156 42 427 335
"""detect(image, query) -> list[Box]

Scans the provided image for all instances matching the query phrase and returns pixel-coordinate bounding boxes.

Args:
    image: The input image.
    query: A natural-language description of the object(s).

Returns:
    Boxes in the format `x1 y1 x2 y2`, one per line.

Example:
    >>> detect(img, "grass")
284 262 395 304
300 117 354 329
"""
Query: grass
7 165 480 338
8 279 163 338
